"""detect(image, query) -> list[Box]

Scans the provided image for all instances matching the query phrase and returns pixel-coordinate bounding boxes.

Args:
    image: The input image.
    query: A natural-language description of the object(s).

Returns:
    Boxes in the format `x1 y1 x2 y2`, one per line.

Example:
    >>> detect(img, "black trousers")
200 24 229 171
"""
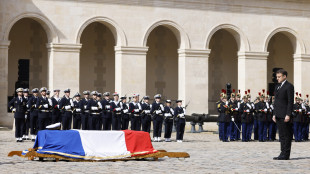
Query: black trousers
91 115 100 130
153 119 163 138
276 117 293 158
73 114 82 129
141 117 151 133
177 122 186 140
30 114 38 135
164 120 173 138
52 112 61 124
112 115 122 130
62 112 72 130
81 113 89 130
38 117 49 131
23 114 30 135
15 117 25 138
131 116 141 131
121 116 130 130
102 117 112 130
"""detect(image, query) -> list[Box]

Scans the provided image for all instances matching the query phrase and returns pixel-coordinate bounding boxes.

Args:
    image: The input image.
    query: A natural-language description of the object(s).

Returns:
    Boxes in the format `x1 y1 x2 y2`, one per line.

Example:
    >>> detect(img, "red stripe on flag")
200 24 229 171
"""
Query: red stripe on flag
122 130 157 156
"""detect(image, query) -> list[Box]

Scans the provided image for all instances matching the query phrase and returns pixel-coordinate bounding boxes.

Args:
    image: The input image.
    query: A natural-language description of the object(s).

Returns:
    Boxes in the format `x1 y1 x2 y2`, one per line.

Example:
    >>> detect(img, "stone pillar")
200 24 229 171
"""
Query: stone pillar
294 54 310 95
238 52 269 98
47 43 82 94
114 46 148 97
178 49 210 114
0 40 13 127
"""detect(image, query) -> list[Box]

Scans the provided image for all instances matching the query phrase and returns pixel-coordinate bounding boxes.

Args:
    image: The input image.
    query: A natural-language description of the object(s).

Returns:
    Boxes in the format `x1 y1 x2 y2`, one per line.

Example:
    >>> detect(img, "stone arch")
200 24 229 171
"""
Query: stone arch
264 27 305 54
205 24 250 52
143 20 190 49
3 12 58 43
76 16 127 46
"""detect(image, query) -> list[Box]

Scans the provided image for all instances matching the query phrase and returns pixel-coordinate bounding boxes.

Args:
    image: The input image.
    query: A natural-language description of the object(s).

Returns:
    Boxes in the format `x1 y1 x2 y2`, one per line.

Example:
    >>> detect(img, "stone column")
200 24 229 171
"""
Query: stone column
47 43 82 94
178 49 210 114
114 46 148 97
294 54 310 95
238 51 269 98
0 40 13 127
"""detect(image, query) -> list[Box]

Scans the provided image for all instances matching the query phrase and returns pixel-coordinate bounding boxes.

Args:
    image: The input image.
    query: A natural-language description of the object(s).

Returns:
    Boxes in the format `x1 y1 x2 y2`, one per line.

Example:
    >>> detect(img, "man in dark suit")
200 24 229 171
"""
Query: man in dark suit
273 69 294 160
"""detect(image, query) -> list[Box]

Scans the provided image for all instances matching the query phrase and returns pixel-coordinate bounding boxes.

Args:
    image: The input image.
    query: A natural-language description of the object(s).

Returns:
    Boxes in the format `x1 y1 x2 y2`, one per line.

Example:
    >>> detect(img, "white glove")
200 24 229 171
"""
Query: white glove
156 110 162 114
299 109 302 112
26 104 29 108
91 106 98 111
76 108 81 112
115 108 121 111
164 113 172 117
235 108 238 111
246 109 250 113
251 103 255 108
145 110 150 114
226 101 228 105
264 109 267 112
232 118 234 122
57 105 59 109
123 109 128 113
25 115 27 119
84 105 87 109
43 104 49 108
12 108 16 112
179 113 184 118
105 105 110 109
65 105 71 110
170 108 175 115
134 109 140 112
271 105 274 110
160 104 164 111
246 103 251 109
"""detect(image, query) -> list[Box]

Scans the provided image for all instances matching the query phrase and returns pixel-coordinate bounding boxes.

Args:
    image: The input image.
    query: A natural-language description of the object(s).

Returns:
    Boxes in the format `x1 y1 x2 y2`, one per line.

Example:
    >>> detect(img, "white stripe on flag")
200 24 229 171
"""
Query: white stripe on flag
77 130 131 159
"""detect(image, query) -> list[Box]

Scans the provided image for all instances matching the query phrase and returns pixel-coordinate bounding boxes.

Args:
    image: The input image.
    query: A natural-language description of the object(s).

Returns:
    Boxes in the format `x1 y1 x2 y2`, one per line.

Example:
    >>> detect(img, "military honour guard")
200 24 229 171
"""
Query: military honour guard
22 88 30 140
151 94 164 142
141 96 152 133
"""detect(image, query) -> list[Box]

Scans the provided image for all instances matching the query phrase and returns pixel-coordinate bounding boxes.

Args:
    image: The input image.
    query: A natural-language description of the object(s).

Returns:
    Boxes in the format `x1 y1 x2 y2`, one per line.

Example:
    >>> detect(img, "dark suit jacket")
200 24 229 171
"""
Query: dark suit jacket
274 81 294 118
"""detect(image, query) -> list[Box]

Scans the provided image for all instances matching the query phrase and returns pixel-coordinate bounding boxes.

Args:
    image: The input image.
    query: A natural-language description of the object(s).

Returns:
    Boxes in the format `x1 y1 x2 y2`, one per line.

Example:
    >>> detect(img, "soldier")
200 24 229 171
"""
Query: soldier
235 91 242 140
229 91 239 141
164 100 174 142
270 96 277 140
141 96 152 133
151 94 164 142
218 93 230 142
51 89 61 124
266 92 274 141
240 95 253 142
46 90 52 125
217 89 225 141
253 95 260 141
256 91 267 142
129 94 142 131
87 91 102 130
73 92 82 129
292 92 303 142
36 87 52 131
110 92 122 130
8 88 26 142
247 90 255 141
120 96 130 130
59 88 74 130
27 88 39 141
80 91 90 130
22 88 30 140
304 95 310 141
101 92 112 130
174 100 186 143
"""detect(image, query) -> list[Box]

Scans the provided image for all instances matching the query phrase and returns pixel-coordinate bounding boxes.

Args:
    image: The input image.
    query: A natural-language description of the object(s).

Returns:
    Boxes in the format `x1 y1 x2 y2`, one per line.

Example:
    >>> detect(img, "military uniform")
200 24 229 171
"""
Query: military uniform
73 92 82 129
87 91 102 130
129 94 142 131
164 100 174 142
141 96 152 133
36 87 52 131
218 100 230 142
304 99 310 141
253 96 260 141
80 91 90 130
292 96 303 142
110 93 122 130
240 97 253 142
8 88 26 142
256 99 268 142
228 97 239 141
151 94 164 141
51 89 61 124
22 88 30 140
174 100 186 142
59 89 74 130
101 92 112 130
27 88 39 141
120 97 130 130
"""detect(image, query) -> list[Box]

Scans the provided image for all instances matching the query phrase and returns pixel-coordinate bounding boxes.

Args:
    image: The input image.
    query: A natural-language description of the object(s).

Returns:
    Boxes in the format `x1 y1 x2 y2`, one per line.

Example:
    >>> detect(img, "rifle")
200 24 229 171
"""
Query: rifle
184 100 191 109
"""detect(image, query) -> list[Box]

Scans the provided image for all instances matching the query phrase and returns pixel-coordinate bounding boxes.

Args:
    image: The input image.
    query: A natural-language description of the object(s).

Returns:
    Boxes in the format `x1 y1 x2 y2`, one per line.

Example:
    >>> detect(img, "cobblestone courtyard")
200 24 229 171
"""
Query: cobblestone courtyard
0 123 310 174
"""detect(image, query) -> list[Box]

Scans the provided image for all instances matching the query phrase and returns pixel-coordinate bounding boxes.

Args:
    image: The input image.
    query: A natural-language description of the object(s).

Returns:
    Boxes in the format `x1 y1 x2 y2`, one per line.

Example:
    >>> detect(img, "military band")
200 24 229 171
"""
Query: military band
217 89 310 142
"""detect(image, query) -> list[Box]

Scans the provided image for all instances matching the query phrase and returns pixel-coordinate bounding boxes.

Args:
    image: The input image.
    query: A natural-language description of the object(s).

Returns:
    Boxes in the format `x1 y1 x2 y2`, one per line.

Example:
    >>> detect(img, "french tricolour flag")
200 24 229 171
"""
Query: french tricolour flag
30 130 157 160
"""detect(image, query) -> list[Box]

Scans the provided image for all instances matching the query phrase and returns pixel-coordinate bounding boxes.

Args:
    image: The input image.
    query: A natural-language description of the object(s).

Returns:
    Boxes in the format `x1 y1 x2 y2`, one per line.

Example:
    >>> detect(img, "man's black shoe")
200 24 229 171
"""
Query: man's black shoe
273 156 289 160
